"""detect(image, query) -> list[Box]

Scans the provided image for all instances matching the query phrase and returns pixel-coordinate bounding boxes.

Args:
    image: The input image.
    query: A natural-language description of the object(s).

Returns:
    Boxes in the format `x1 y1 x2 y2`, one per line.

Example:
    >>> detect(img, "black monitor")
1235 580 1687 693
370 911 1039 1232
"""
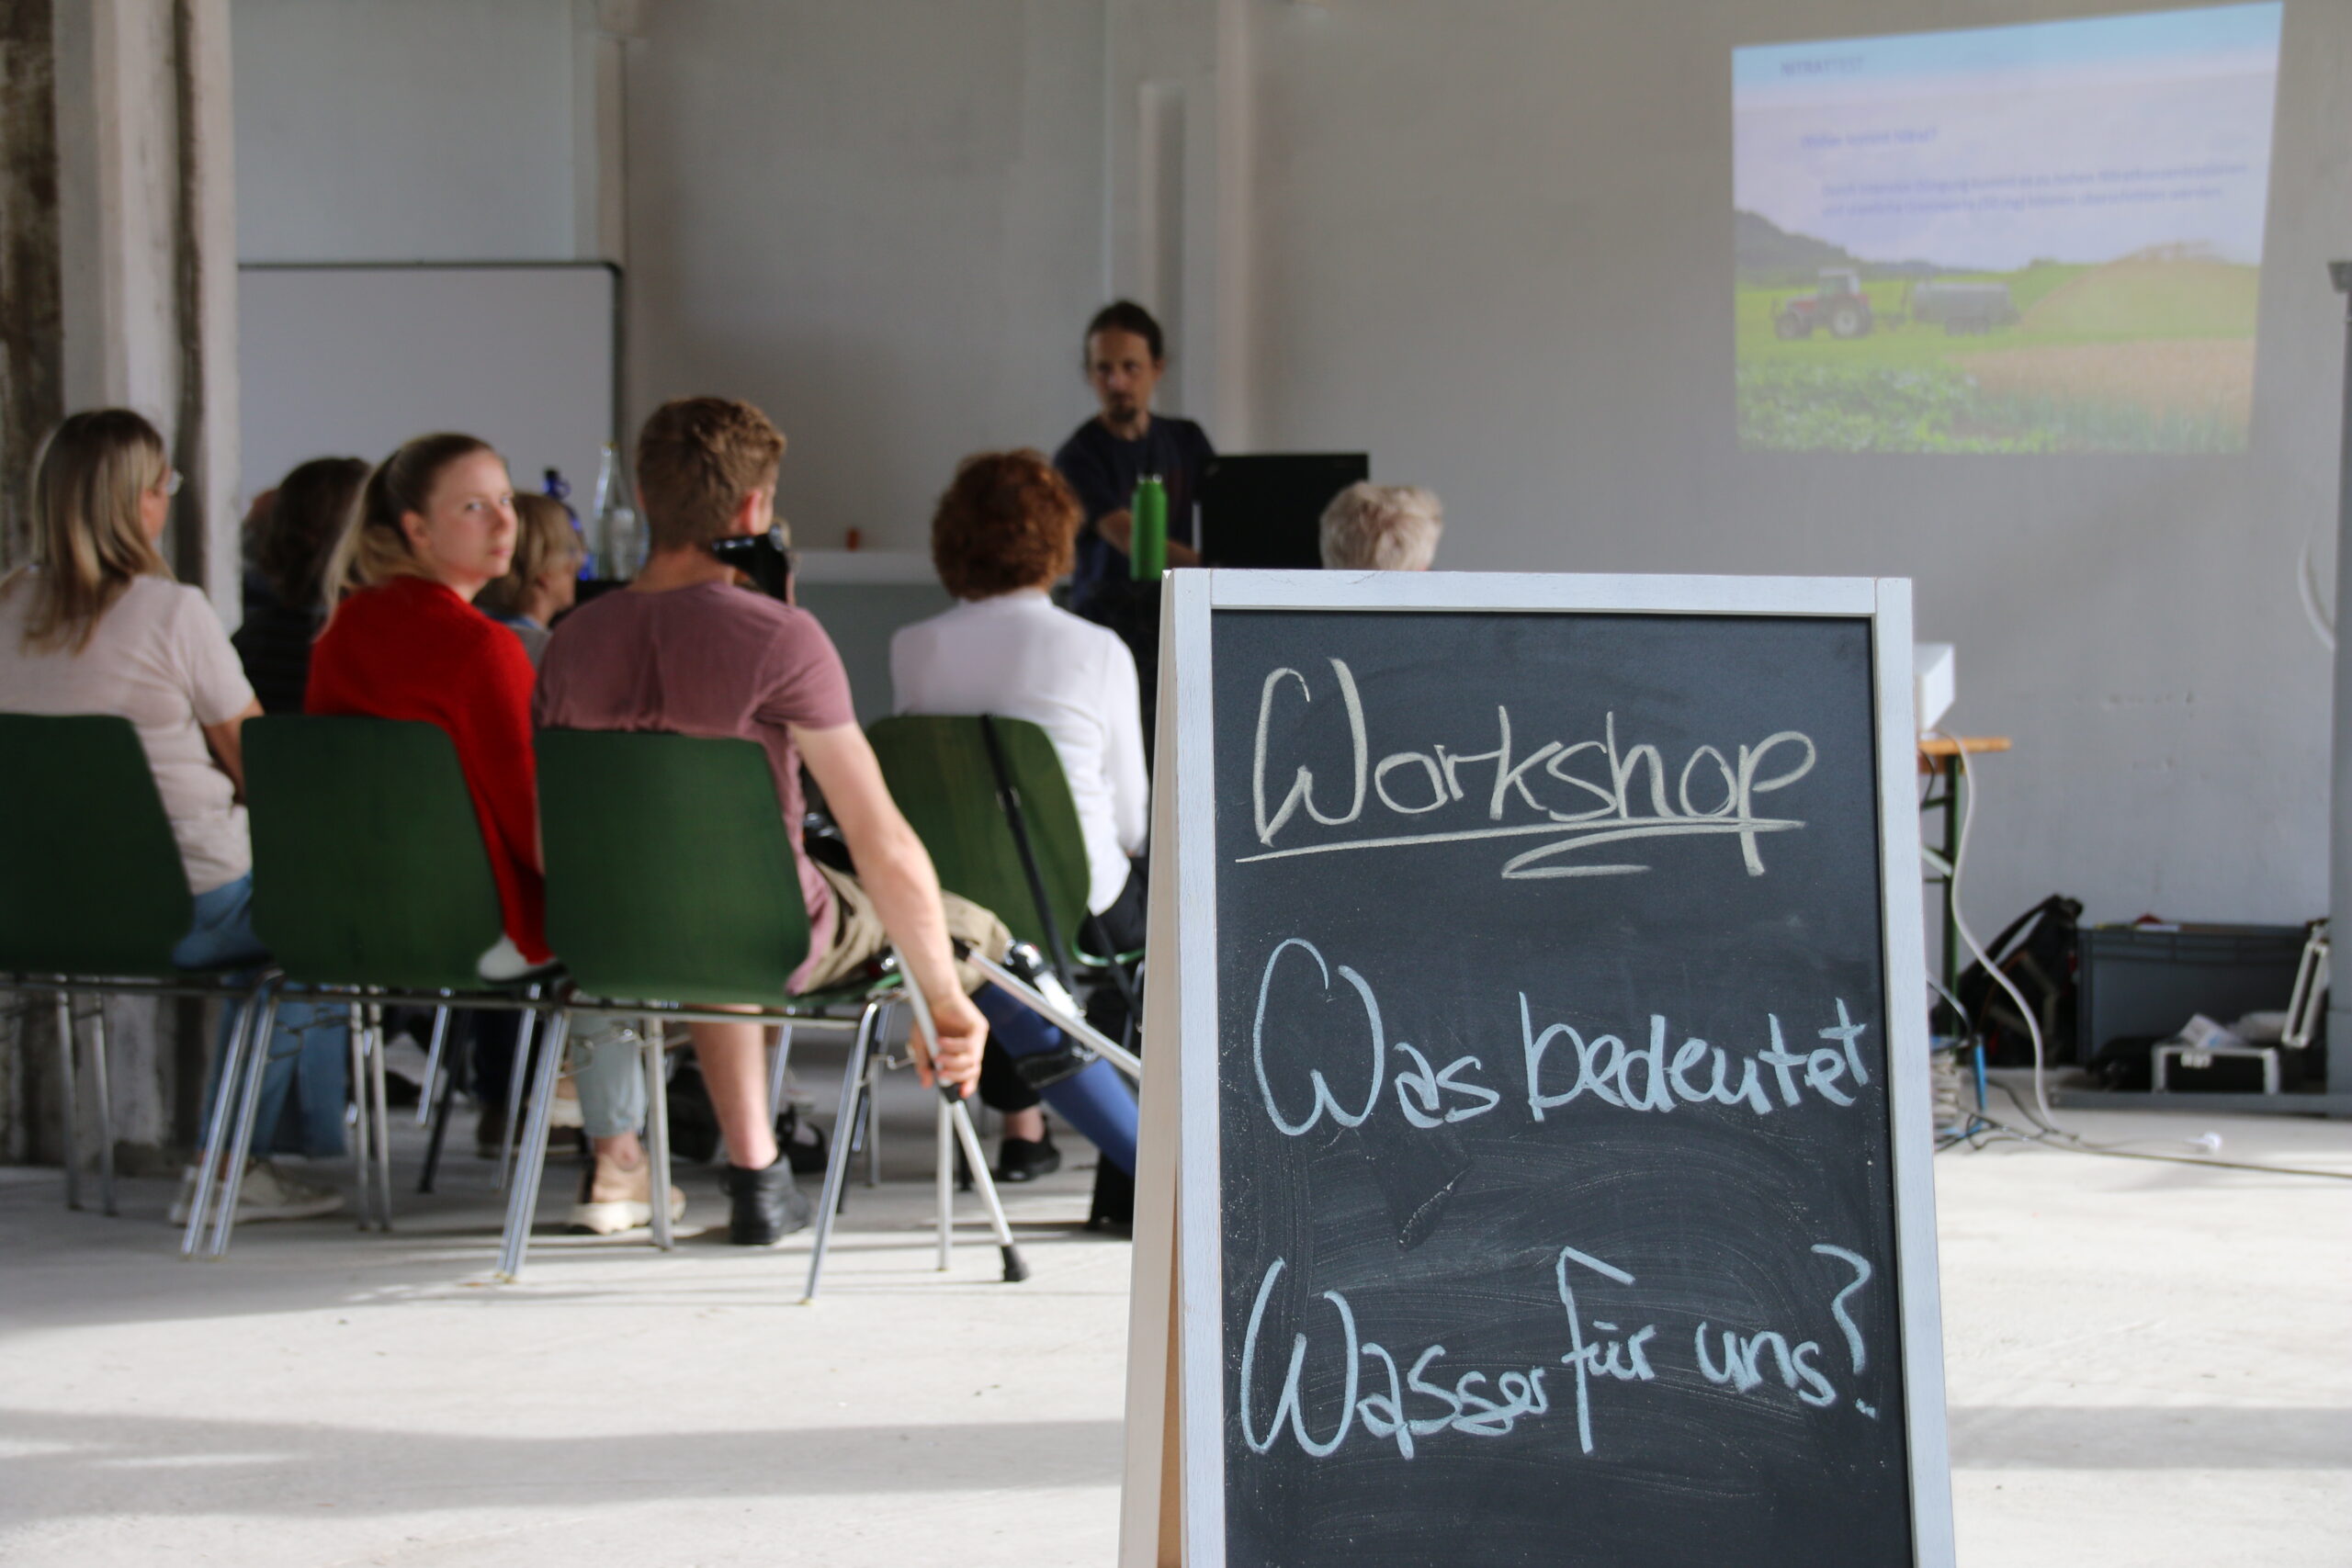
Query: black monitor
1197 453 1369 570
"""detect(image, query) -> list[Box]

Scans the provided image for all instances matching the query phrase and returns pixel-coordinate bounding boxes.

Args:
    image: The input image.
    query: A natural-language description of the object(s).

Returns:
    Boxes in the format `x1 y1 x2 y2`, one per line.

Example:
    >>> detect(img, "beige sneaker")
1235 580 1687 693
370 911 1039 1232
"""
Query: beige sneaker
168 1160 345 1224
567 1152 686 1235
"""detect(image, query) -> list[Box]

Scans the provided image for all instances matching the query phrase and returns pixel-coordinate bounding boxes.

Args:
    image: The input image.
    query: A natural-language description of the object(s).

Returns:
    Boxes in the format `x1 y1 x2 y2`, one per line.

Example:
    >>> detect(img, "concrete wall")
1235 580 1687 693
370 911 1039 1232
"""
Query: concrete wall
622 0 1111 549
228 0 2348 938
232 0 577 262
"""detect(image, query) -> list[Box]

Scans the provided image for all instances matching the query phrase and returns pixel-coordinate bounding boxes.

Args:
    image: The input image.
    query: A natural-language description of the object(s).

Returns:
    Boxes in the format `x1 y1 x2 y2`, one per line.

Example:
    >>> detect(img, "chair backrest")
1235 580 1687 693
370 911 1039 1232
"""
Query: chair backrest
0 714 194 976
537 729 812 1006
244 716 506 990
865 715 1090 959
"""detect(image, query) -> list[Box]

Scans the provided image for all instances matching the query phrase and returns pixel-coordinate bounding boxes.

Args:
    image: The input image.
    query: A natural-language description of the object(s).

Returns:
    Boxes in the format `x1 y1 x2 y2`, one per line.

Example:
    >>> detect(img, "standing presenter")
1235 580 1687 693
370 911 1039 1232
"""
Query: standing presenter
1053 300 1215 625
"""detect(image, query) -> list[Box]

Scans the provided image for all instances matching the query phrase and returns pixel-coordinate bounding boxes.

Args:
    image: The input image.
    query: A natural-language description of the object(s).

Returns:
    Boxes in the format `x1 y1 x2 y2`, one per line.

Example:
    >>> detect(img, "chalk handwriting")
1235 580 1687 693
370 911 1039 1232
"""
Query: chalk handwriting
1247 938 1875 1137
1244 660 1817 879
1238 1241 1886 1461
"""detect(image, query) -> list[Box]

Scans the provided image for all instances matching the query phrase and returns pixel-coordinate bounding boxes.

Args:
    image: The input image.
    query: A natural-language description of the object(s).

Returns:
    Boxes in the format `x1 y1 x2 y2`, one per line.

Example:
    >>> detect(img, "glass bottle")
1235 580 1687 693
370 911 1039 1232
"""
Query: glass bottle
591 441 642 580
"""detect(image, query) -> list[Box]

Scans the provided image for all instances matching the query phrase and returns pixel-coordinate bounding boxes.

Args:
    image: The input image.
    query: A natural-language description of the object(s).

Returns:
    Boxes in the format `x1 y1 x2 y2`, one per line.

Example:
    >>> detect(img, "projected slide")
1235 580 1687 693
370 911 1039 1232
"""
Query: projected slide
1734 4 2280 454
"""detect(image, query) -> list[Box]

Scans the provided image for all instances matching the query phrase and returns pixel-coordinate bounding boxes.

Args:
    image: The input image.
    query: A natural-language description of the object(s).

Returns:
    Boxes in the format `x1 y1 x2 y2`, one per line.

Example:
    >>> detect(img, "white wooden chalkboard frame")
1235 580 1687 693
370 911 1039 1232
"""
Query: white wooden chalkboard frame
1119 569 1953 1568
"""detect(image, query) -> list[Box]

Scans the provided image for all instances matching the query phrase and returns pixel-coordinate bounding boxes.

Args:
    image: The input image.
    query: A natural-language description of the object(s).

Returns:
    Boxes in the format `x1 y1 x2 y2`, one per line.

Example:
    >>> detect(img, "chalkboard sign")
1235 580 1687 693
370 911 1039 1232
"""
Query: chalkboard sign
1121 572 1951 1568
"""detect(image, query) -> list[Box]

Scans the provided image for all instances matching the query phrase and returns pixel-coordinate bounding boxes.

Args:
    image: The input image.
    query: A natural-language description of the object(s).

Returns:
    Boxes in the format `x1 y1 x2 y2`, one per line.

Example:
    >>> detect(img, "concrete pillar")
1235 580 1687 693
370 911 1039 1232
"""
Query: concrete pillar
56 0 239 621
29 0 241 1160
0 0 65 574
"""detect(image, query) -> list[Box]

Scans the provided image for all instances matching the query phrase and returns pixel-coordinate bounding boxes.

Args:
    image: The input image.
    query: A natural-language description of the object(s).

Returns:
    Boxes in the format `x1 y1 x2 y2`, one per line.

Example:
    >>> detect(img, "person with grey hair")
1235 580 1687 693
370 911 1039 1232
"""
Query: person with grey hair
1319 481 1445 571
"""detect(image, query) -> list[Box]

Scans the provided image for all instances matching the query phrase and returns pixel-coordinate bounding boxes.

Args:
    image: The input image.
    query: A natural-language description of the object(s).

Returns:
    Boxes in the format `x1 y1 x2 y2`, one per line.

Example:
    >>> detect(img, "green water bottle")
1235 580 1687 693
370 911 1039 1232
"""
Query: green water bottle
1128 473 1168 581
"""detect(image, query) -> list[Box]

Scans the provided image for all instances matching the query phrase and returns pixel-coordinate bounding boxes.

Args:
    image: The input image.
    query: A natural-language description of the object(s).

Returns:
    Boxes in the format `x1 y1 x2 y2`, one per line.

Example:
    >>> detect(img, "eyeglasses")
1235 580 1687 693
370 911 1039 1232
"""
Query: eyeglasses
158 469 184 498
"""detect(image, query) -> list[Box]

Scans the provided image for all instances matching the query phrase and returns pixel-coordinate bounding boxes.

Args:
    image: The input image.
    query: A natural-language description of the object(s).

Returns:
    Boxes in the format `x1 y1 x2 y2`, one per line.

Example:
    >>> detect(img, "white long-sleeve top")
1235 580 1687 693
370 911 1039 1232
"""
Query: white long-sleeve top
889 589 1148 913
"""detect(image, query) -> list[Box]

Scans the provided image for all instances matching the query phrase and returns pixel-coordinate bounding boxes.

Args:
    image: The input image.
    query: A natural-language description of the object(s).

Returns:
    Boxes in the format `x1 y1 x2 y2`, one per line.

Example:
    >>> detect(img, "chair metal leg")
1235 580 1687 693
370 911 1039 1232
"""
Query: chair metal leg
52 993 79 1212
209 987 284 1258
494 1005 571 1282
366 1002 395 1231
186 976 268 1257
415 1005 452 1126
88 999 117 1217
347 1010 375 1230
644 1025 673 1252
767 1022 795 1116
864 1006 890 1189
935 1094 955 1271
495 987 544 1189
801 999 881 1303
418 1032 462 1194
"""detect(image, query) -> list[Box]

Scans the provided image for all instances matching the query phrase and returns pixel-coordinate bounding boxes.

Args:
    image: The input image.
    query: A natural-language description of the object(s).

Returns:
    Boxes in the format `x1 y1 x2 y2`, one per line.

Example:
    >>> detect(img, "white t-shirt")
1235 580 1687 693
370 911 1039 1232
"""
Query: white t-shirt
890 590 1147 913
0 572 257 893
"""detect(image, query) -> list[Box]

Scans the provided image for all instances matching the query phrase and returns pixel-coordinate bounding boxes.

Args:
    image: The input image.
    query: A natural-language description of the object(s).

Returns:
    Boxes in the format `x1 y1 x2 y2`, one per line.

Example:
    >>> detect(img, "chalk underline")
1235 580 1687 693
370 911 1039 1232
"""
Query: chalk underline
1234 815 1806 864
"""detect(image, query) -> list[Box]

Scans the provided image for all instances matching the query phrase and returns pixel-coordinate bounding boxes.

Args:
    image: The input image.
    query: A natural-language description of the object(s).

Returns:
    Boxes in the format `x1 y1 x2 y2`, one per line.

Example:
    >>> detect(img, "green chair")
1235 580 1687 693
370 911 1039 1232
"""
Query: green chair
0 714 266 1219
530 728 1027 1296
216 716 537 1256
866 715 1144 1055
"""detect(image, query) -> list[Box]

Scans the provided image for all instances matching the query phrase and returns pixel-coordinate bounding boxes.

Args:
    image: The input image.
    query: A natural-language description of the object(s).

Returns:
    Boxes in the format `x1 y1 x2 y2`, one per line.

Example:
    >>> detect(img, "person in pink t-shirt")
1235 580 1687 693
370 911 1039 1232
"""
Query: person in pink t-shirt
536 400 976 1244
538 399 1139 1244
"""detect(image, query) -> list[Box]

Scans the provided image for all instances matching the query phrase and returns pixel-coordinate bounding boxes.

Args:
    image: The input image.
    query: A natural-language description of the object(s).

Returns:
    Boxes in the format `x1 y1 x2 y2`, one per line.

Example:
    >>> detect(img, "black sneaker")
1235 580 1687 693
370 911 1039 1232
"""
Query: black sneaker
994 1134 1061 1184
720 1156 815 1246
775 1103 830 1176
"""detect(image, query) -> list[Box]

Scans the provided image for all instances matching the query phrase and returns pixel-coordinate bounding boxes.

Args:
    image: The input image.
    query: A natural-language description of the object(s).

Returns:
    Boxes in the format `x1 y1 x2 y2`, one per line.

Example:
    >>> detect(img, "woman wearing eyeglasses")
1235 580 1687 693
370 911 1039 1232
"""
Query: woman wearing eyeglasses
0 409 349 1224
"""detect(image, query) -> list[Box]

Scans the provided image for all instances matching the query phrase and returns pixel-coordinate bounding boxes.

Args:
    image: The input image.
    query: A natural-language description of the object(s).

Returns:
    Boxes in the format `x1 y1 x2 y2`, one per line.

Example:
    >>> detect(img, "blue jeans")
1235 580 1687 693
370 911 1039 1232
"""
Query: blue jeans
175 875 349 1160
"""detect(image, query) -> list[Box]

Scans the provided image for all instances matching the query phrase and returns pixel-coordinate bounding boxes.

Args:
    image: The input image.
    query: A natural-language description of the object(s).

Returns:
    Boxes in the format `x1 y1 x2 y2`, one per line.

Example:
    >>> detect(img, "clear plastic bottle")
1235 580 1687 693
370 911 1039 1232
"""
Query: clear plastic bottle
591 441 642 580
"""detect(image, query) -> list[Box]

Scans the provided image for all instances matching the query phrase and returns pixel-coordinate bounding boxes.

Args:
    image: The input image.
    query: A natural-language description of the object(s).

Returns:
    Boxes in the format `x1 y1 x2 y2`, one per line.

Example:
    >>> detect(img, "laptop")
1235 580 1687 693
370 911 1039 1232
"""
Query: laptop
1197 453 1370 570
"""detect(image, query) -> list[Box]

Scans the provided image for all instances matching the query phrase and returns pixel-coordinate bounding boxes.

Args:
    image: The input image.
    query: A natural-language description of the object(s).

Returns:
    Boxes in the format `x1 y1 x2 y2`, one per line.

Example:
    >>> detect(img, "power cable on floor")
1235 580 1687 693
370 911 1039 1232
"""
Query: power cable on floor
1928 734 2350 1182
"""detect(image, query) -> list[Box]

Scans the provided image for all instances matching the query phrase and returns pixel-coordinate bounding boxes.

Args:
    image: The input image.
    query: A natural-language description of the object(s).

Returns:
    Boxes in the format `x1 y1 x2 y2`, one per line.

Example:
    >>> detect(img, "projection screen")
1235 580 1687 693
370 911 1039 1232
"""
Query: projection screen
1734 4 2282 454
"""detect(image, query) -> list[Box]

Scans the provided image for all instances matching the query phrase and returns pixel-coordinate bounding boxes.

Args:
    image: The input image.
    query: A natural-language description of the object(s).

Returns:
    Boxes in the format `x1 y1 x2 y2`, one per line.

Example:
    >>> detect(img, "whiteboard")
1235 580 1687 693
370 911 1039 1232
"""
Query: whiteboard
238 263 619 509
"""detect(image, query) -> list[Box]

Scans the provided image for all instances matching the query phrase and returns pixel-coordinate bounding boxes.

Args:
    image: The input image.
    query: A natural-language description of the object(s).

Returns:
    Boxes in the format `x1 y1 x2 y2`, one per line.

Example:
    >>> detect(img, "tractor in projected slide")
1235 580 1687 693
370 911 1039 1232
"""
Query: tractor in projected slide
1773 268 1875 340
1904 279 2021 335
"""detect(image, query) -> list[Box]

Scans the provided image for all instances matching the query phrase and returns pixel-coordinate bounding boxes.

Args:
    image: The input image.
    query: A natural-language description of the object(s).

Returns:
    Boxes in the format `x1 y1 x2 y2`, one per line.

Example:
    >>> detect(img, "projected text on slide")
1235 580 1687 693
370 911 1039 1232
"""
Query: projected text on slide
1734 4 2280 454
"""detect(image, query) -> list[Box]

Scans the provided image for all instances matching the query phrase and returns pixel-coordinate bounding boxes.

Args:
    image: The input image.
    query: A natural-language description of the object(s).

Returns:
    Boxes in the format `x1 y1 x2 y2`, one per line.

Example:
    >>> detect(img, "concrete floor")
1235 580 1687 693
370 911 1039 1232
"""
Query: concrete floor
2 1063 2347 1567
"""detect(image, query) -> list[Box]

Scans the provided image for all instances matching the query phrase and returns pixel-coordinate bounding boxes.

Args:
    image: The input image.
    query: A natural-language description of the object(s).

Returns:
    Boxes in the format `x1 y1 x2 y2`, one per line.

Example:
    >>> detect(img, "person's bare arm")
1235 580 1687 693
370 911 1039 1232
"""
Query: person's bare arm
793 721 986 1092
201 698 265 799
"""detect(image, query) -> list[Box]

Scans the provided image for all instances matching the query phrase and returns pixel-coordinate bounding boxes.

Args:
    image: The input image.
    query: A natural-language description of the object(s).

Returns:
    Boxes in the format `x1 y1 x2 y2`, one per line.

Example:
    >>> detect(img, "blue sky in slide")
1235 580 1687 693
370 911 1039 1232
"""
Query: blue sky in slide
1734 4 2281 100
1734 4 2282 271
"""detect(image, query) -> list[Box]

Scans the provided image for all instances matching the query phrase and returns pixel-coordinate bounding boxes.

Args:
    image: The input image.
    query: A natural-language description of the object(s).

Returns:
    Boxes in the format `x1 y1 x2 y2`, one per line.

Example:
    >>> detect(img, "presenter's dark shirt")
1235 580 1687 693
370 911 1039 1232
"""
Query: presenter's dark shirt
1053 414 1214 615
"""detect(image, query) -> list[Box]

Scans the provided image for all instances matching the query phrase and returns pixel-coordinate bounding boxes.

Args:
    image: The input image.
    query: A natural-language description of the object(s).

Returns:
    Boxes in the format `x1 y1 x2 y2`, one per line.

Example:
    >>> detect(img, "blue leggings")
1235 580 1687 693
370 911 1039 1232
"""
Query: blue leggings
972 983 1136 1175
175 875 349 1160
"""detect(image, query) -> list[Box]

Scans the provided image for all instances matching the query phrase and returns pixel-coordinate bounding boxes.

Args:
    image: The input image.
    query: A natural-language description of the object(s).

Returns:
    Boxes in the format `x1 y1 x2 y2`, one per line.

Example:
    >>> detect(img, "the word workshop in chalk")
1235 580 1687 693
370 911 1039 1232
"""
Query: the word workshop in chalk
5 3 2351 1566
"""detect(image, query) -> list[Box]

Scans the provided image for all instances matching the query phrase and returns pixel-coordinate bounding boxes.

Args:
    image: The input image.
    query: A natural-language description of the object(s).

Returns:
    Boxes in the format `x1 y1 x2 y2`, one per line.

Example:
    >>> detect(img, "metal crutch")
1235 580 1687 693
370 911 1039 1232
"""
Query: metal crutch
954 942 1143 1082
899 973 1028 1285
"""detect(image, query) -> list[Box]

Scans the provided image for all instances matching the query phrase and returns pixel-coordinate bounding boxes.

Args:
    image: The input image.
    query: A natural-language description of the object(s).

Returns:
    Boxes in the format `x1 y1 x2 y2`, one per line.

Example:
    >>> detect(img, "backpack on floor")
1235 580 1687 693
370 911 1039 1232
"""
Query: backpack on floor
1954 893 2082 1066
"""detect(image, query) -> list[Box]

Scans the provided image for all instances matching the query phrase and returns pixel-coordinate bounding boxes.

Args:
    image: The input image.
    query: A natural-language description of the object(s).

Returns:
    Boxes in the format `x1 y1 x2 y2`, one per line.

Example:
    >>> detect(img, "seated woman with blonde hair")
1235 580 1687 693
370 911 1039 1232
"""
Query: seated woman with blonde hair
0 409 347 1223
475 491 584 667
1318 481 1444 571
